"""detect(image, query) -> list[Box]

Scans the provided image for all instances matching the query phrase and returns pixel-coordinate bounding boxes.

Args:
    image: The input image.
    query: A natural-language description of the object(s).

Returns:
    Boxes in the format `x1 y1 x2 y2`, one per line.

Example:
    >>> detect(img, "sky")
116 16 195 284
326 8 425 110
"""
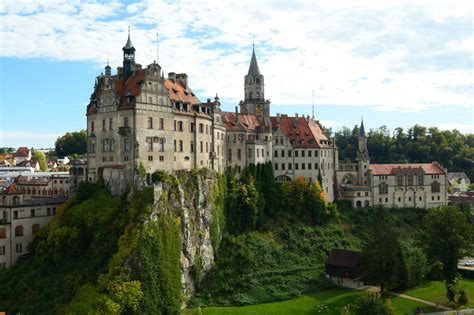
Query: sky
0 0 473 148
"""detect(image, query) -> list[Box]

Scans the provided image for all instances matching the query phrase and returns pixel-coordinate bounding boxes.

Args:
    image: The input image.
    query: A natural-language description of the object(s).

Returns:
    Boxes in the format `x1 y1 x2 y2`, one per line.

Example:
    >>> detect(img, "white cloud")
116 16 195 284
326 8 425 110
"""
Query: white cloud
0 0 472 114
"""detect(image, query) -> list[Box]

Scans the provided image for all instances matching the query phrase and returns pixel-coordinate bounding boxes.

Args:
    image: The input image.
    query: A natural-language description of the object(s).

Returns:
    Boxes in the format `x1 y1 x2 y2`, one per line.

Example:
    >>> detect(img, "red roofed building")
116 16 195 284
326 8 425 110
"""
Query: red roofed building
13 147 31 162
336 121 447 208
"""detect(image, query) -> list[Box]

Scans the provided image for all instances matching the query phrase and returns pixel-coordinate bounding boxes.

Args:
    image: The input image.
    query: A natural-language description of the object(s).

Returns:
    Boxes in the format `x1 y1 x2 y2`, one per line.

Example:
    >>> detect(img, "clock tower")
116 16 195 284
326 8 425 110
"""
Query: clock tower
123 29 136 81
239 45 270 119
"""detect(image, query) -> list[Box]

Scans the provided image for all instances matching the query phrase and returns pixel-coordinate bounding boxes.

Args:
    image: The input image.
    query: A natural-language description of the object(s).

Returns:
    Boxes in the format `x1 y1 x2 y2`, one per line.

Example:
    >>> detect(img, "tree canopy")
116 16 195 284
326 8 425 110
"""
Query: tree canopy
55 130 87 158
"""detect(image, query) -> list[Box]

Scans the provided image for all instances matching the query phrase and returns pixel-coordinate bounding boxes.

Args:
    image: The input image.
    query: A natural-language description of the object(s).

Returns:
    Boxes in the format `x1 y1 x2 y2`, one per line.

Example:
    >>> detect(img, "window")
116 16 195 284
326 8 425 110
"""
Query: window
0 228 6 238
123 139 130 151
91 121 95 132
124 156 129 162
148 117 153 129
397 174 403 186
274 150 278 158
206 142 209 153
407 174 413 186
15 225 23 236
179 140 183 152
302 163 305 170
147 138 153 151
206 125 209 134
431 181 441 193
178 121 183 131
288 163 292 170
199 124 204 133
31 209 35 217
315 150 318 157
102 119 106 131
295 150 299 158
190 141 194 153
109 118 113 130
227 148 232 160
281 163 285 170
288 150 292 157
200 141 203 153
32 224 40 235
53 208 56 215
302 150 305 158
148 156 153 162
159 118 164 130
0 245 5 255
248 148 253 158
124 117 129 127
190 122 195 132
159 138 165 152
275 163 278 170
159 156 164 162
295 163 299 170
315 163 318 169
16 243 22 253
379 183 388 194
308 150 312 157
418 174 424 185
237 149 242 160
281 150 285 158
174 140 177 152
308 163 312 170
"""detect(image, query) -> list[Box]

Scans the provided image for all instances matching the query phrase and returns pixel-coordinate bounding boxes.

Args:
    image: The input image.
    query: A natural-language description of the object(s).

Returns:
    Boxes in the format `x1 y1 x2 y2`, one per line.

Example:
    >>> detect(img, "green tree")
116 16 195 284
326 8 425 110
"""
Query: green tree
32 149 47 171
353 292 395 315
400 241 429 288
0 147 15 154
423 205 473 300
362 206 404 296
55 130 87 158
447 277 469 315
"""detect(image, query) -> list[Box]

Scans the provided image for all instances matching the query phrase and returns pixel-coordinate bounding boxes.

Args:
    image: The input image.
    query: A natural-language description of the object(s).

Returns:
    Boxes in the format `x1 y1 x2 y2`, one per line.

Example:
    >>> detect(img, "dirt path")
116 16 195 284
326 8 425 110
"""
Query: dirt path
389 291 452 311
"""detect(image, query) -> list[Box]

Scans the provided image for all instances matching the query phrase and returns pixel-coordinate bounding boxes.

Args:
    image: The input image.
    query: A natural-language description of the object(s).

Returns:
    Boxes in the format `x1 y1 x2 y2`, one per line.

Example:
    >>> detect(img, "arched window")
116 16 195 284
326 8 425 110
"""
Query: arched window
256 78 260 84
32 224 40 235
15 225 23 236
2 196 6 205
0 228 6 238
12 196 20 205
356 200 362 208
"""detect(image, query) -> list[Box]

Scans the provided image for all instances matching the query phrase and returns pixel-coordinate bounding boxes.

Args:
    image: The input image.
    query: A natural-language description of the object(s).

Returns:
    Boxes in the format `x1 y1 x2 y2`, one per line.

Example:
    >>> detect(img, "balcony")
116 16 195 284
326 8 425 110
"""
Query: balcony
118 126 131 136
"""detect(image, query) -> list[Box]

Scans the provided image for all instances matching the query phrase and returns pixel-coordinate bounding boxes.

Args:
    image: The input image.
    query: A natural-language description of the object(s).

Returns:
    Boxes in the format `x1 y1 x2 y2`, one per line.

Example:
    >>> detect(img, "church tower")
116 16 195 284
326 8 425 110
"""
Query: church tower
122 29 136 81
356 118 370 185
239 45 270 119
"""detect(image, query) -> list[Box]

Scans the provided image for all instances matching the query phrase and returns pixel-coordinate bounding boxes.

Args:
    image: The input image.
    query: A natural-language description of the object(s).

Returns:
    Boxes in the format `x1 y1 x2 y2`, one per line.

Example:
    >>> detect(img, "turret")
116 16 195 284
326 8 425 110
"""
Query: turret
122 28 136 81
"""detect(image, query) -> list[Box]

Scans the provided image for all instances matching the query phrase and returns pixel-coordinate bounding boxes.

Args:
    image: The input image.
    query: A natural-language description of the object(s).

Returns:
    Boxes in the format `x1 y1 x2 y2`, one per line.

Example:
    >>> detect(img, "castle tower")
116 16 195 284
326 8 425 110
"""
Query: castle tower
356 118 370 185
122 29 136 81
239 45 270 119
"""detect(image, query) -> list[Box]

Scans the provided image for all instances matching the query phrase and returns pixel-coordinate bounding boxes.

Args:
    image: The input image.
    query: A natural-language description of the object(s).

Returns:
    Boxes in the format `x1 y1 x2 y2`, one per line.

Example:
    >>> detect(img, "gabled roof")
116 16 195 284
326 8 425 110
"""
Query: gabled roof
326 249 362 268
369 163 445 175
271 115 331 148
448 172 470 182
13 147 30 157
2 183 22 195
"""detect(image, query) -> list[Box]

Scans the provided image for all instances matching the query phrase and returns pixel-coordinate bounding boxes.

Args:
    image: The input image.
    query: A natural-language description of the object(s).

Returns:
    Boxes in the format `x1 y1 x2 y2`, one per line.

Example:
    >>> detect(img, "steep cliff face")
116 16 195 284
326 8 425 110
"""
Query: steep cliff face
149 169 218 299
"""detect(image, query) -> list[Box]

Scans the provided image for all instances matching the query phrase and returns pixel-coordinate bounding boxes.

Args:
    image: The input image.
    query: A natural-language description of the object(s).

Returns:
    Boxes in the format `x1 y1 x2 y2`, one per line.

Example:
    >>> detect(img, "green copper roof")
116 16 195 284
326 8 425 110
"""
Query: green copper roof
124 33 134 49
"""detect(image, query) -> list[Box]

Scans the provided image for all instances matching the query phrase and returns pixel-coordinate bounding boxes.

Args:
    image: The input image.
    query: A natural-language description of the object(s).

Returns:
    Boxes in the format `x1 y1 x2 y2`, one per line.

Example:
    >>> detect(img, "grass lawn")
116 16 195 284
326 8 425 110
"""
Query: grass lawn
402 279 474 308
183 288 437 315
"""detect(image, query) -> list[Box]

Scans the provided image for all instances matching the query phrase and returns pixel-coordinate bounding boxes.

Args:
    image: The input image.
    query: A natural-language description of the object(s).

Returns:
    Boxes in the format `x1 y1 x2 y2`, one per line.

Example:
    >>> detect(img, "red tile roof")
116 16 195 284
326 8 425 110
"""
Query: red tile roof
369 163 445 175
271 115 331 148
165 79 200 105
221 112 264 132
2 183 22 195
13 147 29 157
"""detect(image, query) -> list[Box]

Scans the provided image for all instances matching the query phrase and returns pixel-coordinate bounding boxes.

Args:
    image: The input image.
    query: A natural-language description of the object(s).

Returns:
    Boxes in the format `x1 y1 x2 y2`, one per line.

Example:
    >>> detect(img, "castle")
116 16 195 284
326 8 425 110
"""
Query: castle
86 32 448 206
86 33 338 200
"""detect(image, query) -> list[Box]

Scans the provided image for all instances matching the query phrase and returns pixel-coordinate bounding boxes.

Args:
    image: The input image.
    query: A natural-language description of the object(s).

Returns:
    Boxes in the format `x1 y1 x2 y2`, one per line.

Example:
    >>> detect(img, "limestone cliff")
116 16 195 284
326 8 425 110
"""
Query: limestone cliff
146 169 224 300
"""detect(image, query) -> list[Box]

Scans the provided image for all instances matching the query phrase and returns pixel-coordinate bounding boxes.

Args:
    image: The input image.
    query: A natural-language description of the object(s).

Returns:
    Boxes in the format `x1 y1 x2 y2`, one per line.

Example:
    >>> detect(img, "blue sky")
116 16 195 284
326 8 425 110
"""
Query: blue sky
0 0 473 148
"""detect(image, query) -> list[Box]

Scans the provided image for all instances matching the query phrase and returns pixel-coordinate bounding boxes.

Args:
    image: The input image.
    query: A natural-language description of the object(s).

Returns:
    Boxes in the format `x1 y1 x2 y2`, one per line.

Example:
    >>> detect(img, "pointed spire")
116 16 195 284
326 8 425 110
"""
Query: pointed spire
360 117 366 137
248 44 260 76
124 26 134 49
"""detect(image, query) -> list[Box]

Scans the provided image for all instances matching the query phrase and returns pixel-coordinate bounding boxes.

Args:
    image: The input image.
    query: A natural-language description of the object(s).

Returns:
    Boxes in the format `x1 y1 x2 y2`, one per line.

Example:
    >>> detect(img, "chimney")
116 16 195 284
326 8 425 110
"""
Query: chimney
235 106 239 122
168 72 176 83
176 73 188 89
117 66 123 77
276 113 281 126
